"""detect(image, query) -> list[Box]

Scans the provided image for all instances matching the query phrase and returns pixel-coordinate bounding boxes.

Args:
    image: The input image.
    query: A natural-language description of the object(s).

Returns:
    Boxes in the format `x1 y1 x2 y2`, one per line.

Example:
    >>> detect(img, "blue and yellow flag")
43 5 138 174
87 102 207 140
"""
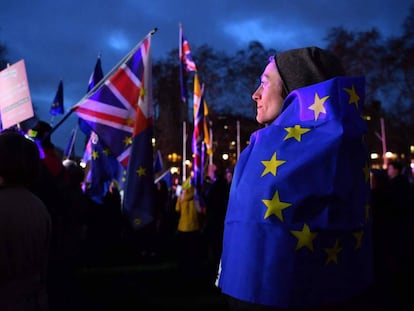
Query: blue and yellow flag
49 80 64 116
218 76 373 308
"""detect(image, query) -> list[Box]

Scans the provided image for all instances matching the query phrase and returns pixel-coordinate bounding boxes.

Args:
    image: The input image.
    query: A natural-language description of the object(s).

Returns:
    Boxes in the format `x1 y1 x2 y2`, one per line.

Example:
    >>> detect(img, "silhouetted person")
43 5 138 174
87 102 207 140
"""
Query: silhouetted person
0 130 51 311
203 168 230 281
384 160 413 310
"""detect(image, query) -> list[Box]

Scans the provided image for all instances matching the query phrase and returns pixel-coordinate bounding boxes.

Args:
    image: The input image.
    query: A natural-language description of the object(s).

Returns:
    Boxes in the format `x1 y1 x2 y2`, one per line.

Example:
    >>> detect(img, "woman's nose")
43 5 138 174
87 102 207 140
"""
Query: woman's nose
252 87 261 101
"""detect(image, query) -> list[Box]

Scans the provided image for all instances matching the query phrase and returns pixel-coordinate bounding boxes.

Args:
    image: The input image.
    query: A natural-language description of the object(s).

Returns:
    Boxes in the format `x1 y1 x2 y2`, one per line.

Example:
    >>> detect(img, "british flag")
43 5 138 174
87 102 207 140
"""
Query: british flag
74 33 154 229
179 24 197 103
74 35 152 168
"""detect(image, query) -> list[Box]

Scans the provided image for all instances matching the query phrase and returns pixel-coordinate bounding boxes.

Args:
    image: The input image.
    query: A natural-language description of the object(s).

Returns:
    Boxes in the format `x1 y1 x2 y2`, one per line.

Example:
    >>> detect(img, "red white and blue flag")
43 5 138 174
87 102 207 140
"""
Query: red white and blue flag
192 73 204 188
74 32 155 229
179 23 197 103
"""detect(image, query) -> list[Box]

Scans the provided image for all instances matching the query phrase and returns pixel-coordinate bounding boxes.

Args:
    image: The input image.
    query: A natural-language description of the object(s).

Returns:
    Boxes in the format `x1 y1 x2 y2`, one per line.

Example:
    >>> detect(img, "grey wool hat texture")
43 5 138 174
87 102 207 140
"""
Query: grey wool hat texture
275 46 345 95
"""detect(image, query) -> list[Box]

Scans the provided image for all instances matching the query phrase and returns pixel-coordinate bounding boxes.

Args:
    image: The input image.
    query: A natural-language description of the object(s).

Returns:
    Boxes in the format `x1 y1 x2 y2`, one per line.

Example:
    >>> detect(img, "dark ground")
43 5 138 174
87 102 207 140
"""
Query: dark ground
47 237 230 311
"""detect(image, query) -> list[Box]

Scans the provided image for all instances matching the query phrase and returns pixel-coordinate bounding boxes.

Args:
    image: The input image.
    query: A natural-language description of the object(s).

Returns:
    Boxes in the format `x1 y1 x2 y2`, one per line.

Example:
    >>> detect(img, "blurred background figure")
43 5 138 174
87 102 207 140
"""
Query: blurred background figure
0 130 51 311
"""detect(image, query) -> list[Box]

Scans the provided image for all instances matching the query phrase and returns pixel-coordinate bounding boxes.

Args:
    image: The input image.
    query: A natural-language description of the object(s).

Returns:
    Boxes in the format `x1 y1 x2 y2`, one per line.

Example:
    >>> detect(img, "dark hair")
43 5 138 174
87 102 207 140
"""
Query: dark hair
28 120 54 149
388 160 403 172
0 130 41 187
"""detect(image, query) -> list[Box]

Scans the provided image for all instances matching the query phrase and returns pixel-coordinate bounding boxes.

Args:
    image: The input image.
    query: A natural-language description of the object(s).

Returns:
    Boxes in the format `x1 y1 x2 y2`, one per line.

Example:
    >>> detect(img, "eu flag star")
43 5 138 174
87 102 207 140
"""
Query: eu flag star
324 239 343 265
123 136 133 146
308 93 329 120
136 166 146 176
261 152 286 177
283 125 311 142
352 230 364 250
290 223 318 251
343 85 360 108
140 87 146 97
262 191 292 221
92 150 99 160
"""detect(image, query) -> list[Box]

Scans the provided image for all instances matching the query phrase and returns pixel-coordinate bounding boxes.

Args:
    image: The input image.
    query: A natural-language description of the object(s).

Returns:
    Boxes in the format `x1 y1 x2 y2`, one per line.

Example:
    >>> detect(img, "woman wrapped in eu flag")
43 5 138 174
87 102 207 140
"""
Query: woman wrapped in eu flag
216 46 374 310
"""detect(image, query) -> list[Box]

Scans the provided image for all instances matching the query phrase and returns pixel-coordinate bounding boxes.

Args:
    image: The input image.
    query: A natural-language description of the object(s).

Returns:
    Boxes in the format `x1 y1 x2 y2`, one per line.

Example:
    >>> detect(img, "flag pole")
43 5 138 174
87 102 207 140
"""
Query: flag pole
182 120 187 182
45 27 158 141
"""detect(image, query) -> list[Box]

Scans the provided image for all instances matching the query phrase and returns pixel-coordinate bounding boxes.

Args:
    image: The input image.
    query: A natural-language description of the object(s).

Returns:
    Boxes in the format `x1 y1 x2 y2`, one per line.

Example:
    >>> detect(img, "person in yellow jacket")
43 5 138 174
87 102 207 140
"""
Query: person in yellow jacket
175 181 203 277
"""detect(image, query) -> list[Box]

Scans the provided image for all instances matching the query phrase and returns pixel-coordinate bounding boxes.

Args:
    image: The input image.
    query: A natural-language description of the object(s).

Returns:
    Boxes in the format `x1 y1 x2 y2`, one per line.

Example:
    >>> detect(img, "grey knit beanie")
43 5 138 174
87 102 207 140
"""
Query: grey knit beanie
275 46 345 95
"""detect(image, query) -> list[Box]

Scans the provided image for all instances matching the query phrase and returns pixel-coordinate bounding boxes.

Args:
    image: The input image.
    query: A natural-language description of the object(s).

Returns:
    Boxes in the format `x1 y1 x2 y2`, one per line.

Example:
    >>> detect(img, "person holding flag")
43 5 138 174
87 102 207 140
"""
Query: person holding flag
216 47 374 310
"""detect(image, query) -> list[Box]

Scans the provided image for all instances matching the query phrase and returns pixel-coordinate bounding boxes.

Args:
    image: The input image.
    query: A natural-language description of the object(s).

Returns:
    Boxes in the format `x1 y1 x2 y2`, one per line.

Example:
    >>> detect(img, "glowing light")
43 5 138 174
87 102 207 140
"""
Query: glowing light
222 153 229 160
385 152 394 158
370 153 379 159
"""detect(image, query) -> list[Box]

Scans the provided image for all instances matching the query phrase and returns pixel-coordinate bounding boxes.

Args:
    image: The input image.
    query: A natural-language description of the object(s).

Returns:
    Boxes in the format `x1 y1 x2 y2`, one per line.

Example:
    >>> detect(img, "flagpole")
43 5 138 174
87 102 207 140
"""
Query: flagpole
45 27 158 140
66 125 78 159
182 120 187 182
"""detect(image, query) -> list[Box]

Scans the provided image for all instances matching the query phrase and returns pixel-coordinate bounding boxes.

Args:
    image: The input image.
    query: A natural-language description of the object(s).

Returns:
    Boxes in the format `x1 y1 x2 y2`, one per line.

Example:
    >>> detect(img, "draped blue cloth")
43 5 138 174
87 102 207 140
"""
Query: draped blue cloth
217 76 373 308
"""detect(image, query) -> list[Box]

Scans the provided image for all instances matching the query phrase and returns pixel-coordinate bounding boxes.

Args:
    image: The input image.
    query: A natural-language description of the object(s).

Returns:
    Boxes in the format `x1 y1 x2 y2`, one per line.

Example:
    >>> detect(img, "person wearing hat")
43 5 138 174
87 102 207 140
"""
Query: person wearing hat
216 47 373 310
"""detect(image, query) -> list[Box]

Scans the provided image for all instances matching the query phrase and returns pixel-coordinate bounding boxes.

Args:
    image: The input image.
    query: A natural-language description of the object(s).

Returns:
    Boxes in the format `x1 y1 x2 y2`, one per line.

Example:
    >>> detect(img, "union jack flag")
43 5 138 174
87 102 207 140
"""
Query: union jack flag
74 35 152 168
74 32 155 229
179 23 197 103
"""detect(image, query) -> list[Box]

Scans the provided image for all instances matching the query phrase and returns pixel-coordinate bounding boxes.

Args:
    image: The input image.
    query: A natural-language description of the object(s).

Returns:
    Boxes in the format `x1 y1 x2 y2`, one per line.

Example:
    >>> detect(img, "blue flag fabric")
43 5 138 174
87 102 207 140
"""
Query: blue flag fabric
153 149 164 174
217 76 373 308
49 80 64 116
86 132 123 204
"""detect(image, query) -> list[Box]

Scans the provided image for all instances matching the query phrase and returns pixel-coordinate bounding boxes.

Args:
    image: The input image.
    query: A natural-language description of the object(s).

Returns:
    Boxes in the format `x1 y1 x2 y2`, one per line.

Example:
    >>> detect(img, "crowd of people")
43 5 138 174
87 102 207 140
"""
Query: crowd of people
2 45 414 311
0 120 234 310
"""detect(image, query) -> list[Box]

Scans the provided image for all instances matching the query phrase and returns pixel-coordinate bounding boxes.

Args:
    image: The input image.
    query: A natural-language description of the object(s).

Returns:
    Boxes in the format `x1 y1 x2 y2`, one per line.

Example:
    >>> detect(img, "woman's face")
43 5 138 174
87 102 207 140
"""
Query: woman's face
252 60 285 125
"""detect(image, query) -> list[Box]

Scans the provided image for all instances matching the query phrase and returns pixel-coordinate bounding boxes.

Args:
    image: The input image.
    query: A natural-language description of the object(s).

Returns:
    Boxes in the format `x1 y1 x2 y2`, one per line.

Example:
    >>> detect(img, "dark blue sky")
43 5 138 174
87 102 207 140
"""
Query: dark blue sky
1 0 412 154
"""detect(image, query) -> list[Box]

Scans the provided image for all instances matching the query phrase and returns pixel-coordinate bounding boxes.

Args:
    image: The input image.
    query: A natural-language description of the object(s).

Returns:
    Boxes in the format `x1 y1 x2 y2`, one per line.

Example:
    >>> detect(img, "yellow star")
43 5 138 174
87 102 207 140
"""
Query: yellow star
262 191 292 222
261 152 286 177
343 85 360 109
134 218 142 225
353 230 364 250
103 148 111 156
140 87 146 97
363 163 370 183
324 239 343 265
92 150 99 160
290 223 318 251
136 166 146 176
308 93 329 120
124 136 133 146
284 125 311 142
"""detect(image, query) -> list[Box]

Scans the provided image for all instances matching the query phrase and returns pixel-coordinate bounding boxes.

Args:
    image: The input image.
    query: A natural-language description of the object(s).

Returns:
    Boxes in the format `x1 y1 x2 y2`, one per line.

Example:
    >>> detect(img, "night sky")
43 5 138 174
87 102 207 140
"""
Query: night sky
1 0 412 154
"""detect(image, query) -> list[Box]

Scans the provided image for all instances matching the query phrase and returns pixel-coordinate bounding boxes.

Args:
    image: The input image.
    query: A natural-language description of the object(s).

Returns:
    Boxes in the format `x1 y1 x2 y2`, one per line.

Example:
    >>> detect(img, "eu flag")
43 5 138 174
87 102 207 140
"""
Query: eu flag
217 76 373 308
49 80 64 116
86 132 122 204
